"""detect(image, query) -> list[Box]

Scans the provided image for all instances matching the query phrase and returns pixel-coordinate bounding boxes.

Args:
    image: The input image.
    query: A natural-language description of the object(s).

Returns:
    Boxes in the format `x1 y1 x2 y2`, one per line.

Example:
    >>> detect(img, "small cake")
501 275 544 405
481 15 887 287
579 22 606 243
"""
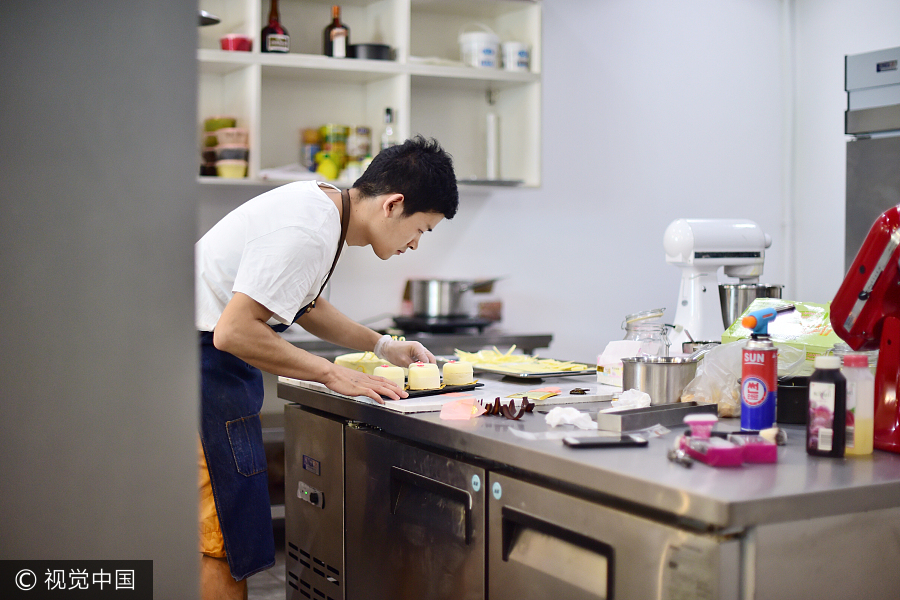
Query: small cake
373 364 405 389
407 362 441 390
335 352 394 375
442 360 474 386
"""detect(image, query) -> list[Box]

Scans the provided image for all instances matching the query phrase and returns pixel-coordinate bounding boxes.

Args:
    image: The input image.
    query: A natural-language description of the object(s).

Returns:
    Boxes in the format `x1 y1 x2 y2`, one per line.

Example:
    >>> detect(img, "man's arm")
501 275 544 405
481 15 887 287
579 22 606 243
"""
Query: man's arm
293 297 381 352
213 292 405 403
297 297 435 366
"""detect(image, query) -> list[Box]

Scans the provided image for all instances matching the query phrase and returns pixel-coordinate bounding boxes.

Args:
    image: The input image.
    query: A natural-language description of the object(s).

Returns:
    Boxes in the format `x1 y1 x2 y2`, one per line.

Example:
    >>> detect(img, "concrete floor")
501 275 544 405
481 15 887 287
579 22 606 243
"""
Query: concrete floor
247 522 287 600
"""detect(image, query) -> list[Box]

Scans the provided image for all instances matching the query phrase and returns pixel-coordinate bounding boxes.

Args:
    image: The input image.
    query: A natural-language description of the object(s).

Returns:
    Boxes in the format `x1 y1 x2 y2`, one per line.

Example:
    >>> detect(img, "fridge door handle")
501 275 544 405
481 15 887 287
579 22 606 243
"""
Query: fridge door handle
390 466 474 544
501 506 616 597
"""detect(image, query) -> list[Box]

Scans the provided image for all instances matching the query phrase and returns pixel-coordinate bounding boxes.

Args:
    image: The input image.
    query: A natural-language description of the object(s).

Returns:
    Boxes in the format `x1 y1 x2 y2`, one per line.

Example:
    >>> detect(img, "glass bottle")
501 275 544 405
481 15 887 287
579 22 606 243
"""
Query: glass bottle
807 355 846 457
323 5 349 58
261 0 289 53
380 108 398 151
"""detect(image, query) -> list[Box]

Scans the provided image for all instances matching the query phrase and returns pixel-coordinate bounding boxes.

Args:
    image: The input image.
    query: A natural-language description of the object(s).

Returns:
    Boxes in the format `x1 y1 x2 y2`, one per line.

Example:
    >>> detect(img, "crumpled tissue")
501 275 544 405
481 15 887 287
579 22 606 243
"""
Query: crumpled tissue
609 388 652 410
440 396 486 420
544 406 597 430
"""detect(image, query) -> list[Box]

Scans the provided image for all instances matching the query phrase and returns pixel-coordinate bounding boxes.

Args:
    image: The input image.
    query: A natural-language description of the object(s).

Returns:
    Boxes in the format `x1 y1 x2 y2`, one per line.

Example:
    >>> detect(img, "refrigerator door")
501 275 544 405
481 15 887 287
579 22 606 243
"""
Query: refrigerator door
285 405 346 599
344 426 486 600
846 135 900 271
487 473 739 600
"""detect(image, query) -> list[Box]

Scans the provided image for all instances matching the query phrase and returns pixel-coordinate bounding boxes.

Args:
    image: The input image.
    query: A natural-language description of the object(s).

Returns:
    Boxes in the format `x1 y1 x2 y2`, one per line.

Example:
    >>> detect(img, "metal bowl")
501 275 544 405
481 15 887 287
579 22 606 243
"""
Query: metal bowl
719 283 783 329
621 356 699 405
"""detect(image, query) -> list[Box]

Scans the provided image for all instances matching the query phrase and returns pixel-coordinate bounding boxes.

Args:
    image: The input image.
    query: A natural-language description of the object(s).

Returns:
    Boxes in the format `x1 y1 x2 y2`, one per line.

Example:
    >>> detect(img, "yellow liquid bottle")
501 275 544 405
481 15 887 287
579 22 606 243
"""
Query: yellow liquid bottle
843 354 874 456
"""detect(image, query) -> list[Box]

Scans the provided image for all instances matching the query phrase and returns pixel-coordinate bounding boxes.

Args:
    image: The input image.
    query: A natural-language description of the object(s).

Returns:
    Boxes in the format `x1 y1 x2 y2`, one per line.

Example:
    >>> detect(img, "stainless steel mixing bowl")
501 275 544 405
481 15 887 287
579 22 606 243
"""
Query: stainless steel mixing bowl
621 356 699 405
718 283 783 329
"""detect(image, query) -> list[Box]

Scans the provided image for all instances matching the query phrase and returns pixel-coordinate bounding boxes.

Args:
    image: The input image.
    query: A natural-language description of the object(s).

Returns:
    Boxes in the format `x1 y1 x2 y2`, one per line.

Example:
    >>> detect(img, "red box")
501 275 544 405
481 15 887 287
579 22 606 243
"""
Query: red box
220 34 252 52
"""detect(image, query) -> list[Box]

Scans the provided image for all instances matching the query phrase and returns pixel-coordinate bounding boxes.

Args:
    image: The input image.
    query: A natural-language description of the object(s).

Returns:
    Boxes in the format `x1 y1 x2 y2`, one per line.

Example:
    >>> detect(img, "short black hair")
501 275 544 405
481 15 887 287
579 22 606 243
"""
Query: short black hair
353 135 458 219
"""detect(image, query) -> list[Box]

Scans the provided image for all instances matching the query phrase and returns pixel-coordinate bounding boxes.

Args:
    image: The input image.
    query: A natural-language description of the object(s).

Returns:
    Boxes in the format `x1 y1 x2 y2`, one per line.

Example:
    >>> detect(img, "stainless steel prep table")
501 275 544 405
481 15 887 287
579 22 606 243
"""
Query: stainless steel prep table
278 372 900 600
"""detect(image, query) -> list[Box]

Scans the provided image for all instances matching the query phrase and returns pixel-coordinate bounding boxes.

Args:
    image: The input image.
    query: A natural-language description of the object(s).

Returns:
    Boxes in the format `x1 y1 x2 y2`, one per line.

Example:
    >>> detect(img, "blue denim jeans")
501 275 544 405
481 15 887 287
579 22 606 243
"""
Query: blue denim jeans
199 331 275 581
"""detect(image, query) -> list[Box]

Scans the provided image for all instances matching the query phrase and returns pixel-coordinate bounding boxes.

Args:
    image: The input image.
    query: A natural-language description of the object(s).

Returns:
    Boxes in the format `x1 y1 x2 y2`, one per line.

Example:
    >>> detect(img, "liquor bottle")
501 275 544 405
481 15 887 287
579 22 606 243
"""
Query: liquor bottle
380 108 398 151
323 5 349 58
262 0 289 53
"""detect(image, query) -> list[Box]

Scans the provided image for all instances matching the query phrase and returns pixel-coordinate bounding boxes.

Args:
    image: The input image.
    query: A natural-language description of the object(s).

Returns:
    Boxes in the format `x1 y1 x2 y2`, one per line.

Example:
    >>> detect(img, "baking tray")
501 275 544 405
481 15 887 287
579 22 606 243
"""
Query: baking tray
437 356 595 380
595 401 718 432
395 382 483 399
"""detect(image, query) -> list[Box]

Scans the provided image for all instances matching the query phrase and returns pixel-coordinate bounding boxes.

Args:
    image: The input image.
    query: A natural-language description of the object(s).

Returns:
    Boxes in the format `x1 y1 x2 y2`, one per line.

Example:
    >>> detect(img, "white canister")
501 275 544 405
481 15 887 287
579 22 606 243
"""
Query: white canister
459 24 499 69
501 41 530 72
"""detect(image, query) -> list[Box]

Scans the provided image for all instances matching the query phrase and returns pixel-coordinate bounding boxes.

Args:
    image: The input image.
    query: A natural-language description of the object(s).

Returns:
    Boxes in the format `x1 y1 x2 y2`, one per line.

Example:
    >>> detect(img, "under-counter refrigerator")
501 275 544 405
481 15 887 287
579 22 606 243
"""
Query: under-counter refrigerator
845 46 900 270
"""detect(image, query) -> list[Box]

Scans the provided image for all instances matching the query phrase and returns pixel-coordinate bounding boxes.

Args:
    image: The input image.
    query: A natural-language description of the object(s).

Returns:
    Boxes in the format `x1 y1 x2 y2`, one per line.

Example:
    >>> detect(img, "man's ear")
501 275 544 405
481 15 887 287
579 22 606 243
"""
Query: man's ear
381 193 405 217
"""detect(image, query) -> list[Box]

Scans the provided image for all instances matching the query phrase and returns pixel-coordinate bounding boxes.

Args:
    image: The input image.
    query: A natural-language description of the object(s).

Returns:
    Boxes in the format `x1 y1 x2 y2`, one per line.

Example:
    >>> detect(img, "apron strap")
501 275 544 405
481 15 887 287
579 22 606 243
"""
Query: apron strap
271 188 351 332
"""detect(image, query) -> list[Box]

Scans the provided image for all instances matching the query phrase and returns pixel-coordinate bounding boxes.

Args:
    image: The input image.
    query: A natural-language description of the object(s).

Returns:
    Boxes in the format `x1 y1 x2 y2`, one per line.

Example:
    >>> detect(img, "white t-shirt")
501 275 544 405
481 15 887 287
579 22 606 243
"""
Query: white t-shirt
195 181 342 331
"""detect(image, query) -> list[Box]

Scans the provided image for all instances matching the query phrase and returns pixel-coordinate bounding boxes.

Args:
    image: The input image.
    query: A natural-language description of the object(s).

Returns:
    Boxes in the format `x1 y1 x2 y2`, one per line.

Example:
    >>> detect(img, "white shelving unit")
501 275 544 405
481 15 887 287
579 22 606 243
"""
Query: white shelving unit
198 0 542 187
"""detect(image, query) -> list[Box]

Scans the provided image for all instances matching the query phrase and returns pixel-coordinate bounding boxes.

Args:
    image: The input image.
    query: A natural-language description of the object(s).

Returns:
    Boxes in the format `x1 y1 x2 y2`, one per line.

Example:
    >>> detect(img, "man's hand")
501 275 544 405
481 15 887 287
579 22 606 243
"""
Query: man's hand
322 364 408 404
374 336 436 367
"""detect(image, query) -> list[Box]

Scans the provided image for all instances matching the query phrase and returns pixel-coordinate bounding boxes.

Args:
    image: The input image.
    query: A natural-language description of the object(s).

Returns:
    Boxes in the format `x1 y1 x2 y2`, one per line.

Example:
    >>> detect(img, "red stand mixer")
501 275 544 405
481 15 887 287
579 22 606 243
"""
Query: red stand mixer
830 204 900 453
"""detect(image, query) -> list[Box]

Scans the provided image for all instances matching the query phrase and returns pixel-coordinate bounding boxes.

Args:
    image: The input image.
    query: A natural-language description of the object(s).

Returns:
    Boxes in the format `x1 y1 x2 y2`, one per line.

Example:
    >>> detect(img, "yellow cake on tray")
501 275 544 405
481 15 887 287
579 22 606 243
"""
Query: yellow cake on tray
335 352 402 375
373 364 405 389
408 362 441 390
442 360 474 386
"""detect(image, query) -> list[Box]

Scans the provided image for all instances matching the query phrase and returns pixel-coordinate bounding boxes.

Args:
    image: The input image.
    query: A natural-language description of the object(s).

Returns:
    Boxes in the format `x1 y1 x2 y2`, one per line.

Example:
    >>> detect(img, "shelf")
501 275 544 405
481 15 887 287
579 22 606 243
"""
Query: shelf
199 49 539 89
198 0 542 187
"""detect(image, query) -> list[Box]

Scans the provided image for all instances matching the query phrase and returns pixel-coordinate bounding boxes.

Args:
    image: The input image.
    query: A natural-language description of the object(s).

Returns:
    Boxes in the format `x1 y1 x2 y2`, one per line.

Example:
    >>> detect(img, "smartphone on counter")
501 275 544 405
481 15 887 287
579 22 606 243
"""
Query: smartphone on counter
563 434 648 448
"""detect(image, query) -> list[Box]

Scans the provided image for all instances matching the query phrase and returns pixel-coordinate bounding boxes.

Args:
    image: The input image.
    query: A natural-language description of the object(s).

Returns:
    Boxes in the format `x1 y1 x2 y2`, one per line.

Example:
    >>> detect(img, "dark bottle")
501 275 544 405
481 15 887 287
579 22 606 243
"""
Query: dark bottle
807 355 847 457
261 0 289 53
323 5 349 58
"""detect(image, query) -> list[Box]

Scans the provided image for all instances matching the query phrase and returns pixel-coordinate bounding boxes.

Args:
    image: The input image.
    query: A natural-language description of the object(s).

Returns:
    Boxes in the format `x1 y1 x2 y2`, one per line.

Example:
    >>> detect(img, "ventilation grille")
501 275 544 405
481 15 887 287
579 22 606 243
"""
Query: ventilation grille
287 540 341 600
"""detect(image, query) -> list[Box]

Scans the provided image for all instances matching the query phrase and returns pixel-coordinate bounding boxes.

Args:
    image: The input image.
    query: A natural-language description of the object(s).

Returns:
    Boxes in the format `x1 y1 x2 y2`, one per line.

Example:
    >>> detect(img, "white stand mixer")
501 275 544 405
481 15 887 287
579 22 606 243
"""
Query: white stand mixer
663 219 772 350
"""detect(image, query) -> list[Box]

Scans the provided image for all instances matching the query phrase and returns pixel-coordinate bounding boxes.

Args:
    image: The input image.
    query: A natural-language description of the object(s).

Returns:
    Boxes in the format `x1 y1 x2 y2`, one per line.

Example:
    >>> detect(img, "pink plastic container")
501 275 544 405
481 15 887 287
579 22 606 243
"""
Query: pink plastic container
679 436 744 467
221 34 252 52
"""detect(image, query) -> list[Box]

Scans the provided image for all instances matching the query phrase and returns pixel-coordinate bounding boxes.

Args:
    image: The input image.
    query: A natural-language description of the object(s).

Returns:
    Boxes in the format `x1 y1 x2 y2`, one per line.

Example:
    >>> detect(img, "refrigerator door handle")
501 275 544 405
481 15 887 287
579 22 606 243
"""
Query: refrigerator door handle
390 466 474 544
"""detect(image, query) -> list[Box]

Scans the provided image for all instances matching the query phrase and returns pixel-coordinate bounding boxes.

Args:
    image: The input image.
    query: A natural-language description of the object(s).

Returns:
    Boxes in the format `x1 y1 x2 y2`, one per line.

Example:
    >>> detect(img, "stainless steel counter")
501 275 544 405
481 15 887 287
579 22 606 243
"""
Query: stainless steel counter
278 372 900 531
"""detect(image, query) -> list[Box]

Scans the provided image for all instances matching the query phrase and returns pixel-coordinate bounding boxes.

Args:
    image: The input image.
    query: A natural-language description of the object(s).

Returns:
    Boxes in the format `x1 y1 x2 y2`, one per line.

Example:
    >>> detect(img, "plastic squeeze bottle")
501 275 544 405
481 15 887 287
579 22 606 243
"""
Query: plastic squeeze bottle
842 353 874 456
807 355 847 457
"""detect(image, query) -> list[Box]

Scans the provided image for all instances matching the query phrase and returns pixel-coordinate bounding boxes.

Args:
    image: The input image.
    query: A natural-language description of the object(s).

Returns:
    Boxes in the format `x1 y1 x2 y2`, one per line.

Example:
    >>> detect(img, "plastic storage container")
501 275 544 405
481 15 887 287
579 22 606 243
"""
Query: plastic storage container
843 353 874 455
459 24 499 69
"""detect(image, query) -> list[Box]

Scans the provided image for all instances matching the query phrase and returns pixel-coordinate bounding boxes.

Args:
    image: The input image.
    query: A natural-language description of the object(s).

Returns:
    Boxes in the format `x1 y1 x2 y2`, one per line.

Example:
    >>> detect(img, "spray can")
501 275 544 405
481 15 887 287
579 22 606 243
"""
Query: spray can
739 304 795 431
741 336 778 430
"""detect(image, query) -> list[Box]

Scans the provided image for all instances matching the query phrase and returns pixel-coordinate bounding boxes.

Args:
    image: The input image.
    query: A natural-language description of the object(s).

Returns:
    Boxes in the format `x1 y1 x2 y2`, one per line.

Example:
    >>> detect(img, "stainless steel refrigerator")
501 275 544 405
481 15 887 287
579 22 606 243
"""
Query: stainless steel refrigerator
845 46 900 270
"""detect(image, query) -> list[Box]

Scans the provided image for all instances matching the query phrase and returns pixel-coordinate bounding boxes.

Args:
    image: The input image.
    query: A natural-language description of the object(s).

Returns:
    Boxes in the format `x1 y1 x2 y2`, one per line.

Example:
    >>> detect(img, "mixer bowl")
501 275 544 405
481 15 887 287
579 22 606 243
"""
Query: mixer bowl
719 283 783 329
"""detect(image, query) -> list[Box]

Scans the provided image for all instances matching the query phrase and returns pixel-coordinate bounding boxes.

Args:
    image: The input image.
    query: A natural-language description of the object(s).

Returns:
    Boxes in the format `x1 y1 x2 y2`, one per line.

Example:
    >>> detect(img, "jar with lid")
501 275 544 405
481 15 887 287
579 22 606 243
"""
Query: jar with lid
829 342 878 375
622 308 670 357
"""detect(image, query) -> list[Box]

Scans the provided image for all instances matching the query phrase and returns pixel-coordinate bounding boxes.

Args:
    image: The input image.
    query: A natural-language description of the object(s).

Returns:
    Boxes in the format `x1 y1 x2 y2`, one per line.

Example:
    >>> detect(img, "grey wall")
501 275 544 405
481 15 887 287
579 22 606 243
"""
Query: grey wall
0 1 199 597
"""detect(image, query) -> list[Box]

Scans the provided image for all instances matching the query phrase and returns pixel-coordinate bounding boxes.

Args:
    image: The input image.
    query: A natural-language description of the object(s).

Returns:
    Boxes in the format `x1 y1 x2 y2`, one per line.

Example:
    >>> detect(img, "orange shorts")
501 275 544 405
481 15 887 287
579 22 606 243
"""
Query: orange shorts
198 439 226 558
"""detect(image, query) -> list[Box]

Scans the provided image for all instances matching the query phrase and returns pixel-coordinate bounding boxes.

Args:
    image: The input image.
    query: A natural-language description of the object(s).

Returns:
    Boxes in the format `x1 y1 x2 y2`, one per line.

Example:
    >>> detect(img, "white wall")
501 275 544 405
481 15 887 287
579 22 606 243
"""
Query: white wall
791 0 900 300
200 0 899 366
334 0 788 363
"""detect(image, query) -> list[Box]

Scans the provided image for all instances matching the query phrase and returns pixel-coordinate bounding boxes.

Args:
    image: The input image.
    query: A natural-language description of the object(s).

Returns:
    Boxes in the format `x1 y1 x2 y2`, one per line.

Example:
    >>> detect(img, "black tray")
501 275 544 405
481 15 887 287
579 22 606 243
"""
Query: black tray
384 382 483 400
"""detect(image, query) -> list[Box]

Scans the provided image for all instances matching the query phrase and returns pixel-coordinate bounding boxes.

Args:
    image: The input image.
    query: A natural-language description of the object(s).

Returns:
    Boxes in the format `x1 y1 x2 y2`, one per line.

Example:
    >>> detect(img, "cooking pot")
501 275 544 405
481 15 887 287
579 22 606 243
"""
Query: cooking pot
621 356 699 405
408 278 500 318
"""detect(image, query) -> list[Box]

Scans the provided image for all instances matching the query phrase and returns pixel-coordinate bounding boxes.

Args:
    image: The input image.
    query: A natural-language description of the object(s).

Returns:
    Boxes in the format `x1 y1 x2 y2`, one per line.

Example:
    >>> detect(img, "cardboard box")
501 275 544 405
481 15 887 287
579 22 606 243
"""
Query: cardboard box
721 298 843 374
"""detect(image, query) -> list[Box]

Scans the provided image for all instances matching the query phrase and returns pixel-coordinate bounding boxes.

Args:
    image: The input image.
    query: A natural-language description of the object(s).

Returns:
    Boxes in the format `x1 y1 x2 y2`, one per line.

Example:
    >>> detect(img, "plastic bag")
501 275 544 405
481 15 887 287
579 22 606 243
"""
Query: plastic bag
680 341 806 418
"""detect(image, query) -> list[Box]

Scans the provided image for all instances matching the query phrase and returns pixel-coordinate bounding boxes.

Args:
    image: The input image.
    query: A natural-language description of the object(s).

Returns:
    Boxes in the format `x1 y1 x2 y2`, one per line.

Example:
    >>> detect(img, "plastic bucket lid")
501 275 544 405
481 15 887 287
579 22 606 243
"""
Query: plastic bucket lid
458 23 499 45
